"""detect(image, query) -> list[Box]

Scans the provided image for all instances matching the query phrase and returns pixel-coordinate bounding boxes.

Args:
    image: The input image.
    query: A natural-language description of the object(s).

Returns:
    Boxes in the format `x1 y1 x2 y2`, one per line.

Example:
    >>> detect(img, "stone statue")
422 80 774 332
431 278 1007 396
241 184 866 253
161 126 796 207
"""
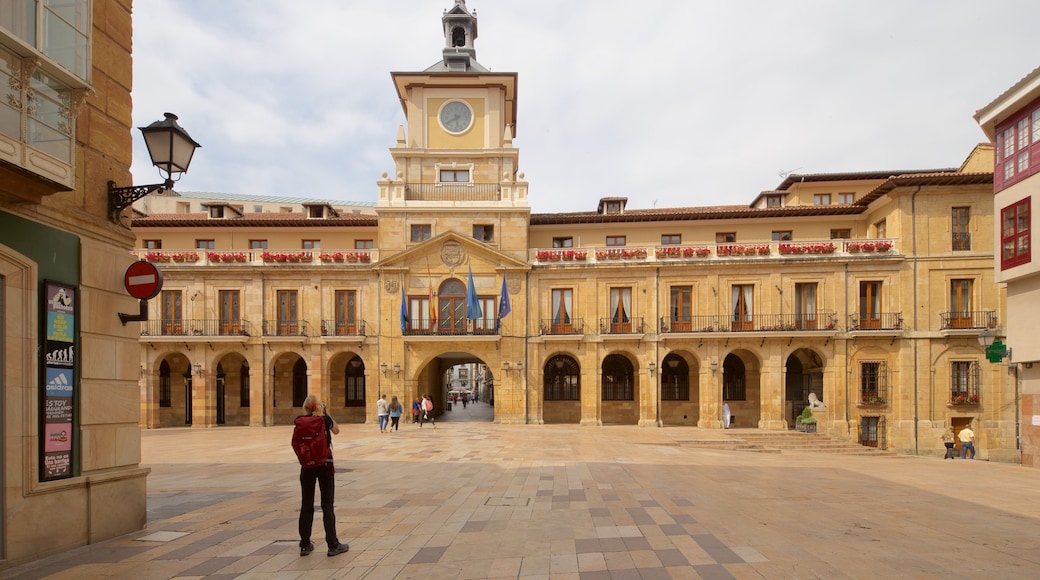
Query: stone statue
808 392 826 409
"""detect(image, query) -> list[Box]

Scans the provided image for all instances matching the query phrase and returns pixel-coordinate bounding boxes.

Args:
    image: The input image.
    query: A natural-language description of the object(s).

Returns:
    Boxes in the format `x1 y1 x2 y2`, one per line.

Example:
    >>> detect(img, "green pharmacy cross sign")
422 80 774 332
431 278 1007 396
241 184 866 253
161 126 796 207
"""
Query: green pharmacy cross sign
986 339 1009 363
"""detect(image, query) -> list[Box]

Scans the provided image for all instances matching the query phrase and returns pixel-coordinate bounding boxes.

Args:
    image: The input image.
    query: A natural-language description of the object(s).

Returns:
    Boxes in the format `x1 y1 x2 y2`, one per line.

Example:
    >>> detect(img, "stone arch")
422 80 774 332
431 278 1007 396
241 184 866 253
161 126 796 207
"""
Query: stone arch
785 348 825 428
661 350 700 426
271 351 307 425
154 352 193 427
327 351 367 423
722 349 761 428
213 351 250 426
543 353 581 424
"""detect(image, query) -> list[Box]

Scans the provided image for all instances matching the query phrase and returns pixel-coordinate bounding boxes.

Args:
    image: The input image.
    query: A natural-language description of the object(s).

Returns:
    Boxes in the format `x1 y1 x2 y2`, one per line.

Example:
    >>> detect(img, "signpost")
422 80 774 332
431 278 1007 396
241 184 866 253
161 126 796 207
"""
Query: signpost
119 260 163 325
986 339 1008 363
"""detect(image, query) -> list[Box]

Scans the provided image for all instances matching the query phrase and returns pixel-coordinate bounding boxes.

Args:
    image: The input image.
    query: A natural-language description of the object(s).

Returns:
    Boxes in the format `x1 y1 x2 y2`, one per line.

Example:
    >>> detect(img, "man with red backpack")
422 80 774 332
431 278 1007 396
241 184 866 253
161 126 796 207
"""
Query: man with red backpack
292 395 349 557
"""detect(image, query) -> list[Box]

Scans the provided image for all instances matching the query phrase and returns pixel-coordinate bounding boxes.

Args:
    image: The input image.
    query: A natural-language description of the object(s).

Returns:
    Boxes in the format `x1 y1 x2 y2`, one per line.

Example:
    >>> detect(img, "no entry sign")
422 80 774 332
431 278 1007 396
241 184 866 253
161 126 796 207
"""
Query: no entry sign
123 260 163 300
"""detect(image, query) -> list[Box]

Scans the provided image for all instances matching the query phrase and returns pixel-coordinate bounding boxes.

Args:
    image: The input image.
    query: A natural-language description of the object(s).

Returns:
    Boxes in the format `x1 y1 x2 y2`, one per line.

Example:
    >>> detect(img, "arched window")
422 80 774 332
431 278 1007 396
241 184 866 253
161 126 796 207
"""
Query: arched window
723 354 746 401
602 355 633 401
544 355 580 401
439 278 466 334
451 26 466 47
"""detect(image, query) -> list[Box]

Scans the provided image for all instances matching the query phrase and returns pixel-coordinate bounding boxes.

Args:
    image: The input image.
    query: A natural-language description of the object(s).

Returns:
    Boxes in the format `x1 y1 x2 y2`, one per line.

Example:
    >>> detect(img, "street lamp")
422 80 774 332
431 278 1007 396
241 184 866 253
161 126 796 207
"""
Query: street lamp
977 329 996 348
192 362 202 376
648 361 657 376
109 113 201 222
380 362 389 376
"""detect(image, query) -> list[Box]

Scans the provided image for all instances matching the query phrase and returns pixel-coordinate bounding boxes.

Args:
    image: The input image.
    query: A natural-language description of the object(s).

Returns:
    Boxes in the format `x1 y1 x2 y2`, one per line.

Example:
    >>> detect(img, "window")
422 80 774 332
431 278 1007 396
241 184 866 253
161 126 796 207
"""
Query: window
830 229 851 239
995 106 1040 190
952 207 971 251
408 295 434 333
439 169 470 182
208 206 225 218
606 236 626 247
604 201 622 214
550 289 573 332
277 290 298 335
249 240 267 250
1001 198 1030 269
661 234 681 245
355 239 374 249
161 290 183 335
544 356 580 401
860 361 888 404
196 239 215 249
601 355 634 401
253 205 262 213
308 206 323 218
345 356 365 407
410 224 432 242
219 291 240 335
874 220 887 238
951 361 979 404
144 240 162 249
949 279 973 328
669 286 692 331
178 202 191 213
302 240 320 250
334 290 357 335
765 195 783 207
772 231 792 241
716 232 736 243
661 356 689 401
609 287 632 332
0 1 90 80
813 194 831 206
474 297 496 333
859 281 881 329
794 283 817 329
731 285 753 331
473 224 494 242
553 237 573 248
723 357 746 401
860 416 884 448
437 278 466 334
838 192 855 204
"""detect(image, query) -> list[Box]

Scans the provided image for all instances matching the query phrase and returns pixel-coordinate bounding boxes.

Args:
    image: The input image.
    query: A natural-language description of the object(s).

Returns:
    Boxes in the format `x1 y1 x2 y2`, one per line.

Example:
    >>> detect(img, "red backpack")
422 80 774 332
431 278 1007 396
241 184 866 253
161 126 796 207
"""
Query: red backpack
291 415 330 468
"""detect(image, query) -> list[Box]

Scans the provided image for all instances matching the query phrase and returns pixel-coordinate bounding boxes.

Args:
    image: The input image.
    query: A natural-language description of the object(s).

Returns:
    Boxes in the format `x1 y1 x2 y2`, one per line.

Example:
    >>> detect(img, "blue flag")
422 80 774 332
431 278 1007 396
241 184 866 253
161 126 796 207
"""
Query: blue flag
400 282 409 332
497 273 511 331
466 266 483 320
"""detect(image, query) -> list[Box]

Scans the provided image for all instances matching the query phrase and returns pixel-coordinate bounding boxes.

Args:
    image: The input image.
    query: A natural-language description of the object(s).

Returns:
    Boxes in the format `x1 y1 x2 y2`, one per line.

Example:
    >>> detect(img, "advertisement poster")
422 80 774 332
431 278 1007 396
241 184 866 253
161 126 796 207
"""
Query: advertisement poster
42 281 75 481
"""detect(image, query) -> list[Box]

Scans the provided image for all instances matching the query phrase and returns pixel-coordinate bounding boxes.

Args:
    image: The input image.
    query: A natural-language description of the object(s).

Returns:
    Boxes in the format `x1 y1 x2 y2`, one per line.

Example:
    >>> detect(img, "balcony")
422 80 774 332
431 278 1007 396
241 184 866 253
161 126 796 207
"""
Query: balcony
599 317 646 335
404 182 501 201
948 389 980 407
530 239 897 265
940 311 997 330
320 319 367 337
134 249 379 266
140 319 254 337
847 312 903 332
262 320 314 337
952 232 971 251
402 319 500 337
660 313 837 334
539 318 587 336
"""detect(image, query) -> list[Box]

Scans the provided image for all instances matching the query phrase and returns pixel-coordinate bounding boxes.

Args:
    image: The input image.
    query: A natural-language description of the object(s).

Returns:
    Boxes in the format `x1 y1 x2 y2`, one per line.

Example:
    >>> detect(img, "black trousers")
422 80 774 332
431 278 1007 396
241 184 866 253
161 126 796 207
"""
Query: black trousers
944 442 956 459
299 463 338 547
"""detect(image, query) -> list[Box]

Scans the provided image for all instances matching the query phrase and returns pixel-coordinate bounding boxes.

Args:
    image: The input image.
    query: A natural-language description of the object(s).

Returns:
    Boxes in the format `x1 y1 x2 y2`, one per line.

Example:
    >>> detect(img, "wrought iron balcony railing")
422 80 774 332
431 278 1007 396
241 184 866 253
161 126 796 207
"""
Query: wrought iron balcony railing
140 319 253 337
952 232 971 251
539 318 586 336
319 319 367 337
847 312 903 331
660 313 838 333
262 320 313 337
939 311 997 330
402 319 500 336
599 317 646 334
404 182 501 201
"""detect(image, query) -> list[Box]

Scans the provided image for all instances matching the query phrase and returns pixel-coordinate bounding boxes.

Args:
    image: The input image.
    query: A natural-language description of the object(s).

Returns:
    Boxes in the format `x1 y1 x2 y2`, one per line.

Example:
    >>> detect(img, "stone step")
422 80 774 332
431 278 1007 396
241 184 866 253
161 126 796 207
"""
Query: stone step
675 432 900 456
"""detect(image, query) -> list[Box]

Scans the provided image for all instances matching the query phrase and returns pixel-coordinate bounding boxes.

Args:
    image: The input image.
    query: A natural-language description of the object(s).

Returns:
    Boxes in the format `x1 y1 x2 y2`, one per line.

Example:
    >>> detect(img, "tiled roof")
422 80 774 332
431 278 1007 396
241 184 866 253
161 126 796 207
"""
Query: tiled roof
774 168 958 191
531 204 863 225
856 172 993 206
165 190 376 207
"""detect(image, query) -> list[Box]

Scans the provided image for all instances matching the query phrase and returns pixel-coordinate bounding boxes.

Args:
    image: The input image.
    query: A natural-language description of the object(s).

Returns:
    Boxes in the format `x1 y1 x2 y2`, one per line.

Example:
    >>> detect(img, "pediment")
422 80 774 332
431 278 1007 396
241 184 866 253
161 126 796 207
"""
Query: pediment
376 231 528 275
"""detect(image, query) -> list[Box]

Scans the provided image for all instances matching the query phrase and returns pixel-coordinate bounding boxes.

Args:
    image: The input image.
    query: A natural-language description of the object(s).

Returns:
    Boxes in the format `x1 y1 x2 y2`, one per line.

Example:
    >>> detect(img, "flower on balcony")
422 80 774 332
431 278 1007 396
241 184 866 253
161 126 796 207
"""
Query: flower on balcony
170 252 200 263
695 248 712 258
860 395 887 405
847 241 892 253
261 251 313 263
621 248 648 259
779 243 836 255
320 252 345 262
655 247 682 259
207 252 247 263
145 252 171 262
950 392 980 405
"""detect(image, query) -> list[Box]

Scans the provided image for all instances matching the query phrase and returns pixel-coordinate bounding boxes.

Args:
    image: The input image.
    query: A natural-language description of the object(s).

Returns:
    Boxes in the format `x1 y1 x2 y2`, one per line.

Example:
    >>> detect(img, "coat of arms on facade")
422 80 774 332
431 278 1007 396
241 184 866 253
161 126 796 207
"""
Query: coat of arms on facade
384 277 399 293
440 240 465 268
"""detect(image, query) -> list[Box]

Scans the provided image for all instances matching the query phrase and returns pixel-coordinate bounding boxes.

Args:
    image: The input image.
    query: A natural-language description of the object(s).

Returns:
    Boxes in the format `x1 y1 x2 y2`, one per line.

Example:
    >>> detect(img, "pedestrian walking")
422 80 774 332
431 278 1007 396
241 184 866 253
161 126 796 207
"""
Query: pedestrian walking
293 395 349 557
412 398 421 424
388 395 403 432
376 394 389 433
420 394 436 429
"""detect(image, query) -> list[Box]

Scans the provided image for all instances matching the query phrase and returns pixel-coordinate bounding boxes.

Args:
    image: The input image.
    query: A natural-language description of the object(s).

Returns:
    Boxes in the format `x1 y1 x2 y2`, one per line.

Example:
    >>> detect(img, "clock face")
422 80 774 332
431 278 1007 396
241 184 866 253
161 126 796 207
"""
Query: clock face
439 101 473 133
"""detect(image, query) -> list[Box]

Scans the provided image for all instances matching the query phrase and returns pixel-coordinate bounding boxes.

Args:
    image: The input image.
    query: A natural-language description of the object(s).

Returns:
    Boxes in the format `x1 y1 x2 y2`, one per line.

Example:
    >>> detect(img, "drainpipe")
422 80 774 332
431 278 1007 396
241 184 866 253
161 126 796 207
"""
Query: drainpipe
911 185 922 455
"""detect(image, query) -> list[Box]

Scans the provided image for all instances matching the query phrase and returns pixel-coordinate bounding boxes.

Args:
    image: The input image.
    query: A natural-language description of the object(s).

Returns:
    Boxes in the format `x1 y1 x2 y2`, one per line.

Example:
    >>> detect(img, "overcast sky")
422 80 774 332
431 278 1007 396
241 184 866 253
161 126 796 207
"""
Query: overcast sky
130 1 1040 213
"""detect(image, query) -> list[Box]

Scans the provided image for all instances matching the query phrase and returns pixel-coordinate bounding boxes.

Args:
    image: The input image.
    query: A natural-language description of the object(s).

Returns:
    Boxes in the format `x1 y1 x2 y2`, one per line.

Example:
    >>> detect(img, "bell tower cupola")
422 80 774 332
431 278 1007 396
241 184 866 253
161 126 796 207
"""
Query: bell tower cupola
427 0 488 73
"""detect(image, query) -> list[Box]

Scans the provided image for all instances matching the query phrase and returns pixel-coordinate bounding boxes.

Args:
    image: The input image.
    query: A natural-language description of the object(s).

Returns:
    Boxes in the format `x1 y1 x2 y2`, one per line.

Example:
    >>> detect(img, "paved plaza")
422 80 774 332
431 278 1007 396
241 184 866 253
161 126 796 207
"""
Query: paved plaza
6 401 1040 579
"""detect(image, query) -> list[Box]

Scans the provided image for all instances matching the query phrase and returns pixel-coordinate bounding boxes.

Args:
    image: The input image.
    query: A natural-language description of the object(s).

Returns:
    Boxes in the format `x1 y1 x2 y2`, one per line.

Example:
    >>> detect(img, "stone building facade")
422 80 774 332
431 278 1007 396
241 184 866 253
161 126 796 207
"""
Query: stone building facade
131 2 1016 463
1 0 150 569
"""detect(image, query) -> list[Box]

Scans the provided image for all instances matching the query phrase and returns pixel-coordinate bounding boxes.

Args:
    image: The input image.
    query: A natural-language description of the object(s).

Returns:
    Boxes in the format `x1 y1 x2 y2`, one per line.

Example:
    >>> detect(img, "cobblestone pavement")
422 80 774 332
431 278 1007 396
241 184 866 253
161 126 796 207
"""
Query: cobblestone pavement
6 401 1040 579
